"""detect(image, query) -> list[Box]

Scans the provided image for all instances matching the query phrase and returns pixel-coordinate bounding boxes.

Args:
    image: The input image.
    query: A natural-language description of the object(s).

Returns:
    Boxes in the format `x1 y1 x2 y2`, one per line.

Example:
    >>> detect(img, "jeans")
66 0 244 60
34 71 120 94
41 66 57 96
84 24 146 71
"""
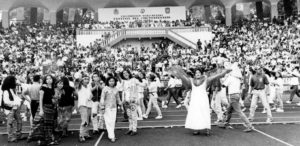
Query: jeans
249 90 272 120
224 94 252 128
289 85 300 102
79 106 91 137
91 101 104 130
7 108 22 140
274 90 283 109
58 106 73 134
145 93 162 116
211 89 228 121
166 88 180 105
124 102 138 132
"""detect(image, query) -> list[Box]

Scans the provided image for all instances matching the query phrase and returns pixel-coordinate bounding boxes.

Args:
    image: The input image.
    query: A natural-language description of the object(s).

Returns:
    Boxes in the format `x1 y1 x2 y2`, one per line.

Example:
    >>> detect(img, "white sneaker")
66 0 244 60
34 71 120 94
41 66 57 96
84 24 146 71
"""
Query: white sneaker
286 101 292 104
261 109 266 114
161 101 165 107
72 110 78 114
266 118 272 123
242 107 247 112
176 104 182 109
276 108 284 113
155 115 163 119
142 114 148 119
297 103 300 106
271 107 277 111
162 105 168 109
137 117 143 121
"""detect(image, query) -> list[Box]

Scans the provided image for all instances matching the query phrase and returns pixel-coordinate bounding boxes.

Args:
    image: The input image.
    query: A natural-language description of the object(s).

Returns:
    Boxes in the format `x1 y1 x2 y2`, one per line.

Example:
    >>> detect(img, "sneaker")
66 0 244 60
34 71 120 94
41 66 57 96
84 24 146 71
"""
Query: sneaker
162 105 168 109
266 118 272 123
297 103 300 106
155 115 163 119
130 131 138 136
78 136 86 143
161 101 165 107
286 101 292 104
214 120 222 124
248 118 254 122
261 109 266 114
176 104 182 109
276 108 284 113
125 130 132 135
8 137 18 143
72 110 78 114
218 123 233 129
243 126 254 132
109 138 117 143
137 117 143 121
271 107 277 111
142 114 148 119
242 107 247 112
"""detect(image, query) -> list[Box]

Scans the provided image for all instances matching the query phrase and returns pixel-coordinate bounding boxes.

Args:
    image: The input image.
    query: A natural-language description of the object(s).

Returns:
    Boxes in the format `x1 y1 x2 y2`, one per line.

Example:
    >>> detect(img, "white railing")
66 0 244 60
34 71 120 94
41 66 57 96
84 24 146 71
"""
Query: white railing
125 29 167 36
76 26 211 47
101 30 125 46
76 26 211 36
167 30 197 49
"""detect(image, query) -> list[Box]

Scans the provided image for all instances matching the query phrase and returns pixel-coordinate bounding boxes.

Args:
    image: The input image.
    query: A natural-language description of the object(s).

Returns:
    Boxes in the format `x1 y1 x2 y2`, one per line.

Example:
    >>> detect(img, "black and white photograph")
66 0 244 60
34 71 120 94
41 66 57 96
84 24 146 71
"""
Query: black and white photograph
0 0 300 145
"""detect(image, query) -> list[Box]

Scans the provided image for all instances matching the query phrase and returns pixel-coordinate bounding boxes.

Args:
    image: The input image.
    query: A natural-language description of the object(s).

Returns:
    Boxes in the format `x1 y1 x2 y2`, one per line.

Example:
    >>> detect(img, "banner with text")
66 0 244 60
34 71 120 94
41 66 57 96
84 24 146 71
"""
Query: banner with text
98 6 186 22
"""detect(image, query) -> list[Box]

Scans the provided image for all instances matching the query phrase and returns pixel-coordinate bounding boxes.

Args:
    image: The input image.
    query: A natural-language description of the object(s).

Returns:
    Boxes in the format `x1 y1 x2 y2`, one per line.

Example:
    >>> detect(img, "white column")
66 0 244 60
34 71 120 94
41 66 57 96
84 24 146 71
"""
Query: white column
1 10 9 28
16 7 24 21
271 3 278 19
43 9 50 22
94 12 98 22
225 6 232 26
50 10 57 25
297 0 300 14
68 8 76 22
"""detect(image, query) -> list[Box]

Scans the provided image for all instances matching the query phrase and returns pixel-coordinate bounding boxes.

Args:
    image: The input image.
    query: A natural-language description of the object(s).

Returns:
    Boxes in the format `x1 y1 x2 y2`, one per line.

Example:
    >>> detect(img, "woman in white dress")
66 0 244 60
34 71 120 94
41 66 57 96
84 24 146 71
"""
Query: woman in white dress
171 67 231 136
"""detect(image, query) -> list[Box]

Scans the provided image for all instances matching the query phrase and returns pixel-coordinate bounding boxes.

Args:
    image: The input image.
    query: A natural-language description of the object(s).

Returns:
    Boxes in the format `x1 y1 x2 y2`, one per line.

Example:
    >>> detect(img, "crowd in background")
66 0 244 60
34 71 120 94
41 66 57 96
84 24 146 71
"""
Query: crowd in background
0 14 300 145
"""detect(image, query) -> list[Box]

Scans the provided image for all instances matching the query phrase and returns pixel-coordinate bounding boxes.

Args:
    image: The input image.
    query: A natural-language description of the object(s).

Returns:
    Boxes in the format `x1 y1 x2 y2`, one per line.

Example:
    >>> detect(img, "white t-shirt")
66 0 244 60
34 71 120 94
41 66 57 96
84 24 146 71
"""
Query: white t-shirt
223 75 241 95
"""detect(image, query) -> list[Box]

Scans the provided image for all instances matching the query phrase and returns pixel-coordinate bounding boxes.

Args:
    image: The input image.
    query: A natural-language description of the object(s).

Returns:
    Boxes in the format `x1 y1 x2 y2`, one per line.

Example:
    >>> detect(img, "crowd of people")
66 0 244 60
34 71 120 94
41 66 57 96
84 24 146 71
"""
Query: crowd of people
0 14 300 146
77 18 208 30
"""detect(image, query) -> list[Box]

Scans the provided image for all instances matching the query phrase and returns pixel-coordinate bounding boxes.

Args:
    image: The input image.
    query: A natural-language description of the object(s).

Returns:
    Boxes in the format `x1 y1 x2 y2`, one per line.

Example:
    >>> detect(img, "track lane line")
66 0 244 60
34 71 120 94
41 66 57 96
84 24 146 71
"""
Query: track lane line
254 128 294 146
94 131 104 146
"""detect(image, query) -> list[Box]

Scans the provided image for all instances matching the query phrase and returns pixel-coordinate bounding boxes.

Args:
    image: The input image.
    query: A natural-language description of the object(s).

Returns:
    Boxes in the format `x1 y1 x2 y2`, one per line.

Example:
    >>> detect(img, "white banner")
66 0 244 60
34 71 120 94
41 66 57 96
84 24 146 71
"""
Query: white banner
98 6 186 22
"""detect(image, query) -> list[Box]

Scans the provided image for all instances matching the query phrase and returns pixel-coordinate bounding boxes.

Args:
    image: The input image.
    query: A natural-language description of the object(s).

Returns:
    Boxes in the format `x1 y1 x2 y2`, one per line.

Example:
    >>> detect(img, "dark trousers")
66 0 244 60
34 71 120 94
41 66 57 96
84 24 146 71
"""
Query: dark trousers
289 85 300 101
166 88 180 105
30 100 39 118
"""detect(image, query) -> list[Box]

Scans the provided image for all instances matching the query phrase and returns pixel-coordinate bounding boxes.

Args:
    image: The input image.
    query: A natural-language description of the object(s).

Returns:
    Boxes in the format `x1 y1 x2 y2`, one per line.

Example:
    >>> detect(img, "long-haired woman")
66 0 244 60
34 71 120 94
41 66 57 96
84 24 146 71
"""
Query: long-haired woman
120 69 139 136
1 76 23 142
56 77 76 137
135 71 147 120
27 75 57 145
76 74 93 143
100 77 121 143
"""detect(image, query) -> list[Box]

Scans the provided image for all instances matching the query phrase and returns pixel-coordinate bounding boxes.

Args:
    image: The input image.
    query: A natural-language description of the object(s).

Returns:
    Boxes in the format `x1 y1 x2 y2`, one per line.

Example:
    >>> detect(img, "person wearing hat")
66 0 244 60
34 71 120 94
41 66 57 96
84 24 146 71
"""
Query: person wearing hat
248 66 273 123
